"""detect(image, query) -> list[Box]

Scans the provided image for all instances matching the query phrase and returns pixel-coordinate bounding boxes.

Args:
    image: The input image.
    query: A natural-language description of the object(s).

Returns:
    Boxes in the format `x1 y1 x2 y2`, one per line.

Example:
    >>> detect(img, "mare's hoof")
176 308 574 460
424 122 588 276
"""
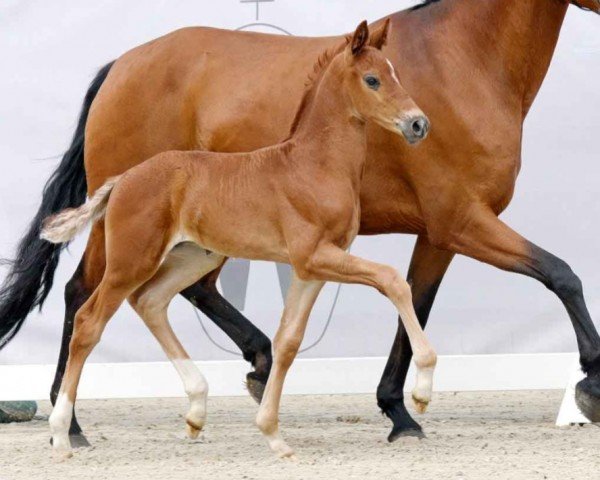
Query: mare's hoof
388 425 425 443
246 371 267 404
575 375 600 422
382 400 425 443
0 401 37 423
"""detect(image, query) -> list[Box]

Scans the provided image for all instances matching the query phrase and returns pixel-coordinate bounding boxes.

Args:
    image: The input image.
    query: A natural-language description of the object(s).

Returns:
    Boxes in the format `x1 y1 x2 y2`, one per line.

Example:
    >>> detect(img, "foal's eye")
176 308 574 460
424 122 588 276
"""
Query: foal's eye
364 75 381 90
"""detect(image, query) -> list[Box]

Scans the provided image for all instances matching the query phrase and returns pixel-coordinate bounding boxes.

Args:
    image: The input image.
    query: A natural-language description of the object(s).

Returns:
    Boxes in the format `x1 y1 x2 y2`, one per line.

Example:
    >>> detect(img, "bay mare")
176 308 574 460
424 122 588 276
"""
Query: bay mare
41 22 434 459
0 0 599 445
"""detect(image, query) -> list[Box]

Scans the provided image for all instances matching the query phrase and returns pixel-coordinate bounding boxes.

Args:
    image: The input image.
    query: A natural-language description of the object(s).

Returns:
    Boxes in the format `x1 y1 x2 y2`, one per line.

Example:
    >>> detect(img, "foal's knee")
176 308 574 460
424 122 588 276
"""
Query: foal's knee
129 291 166 323
274 334 302 369
71 312 103 353
379 268 412 303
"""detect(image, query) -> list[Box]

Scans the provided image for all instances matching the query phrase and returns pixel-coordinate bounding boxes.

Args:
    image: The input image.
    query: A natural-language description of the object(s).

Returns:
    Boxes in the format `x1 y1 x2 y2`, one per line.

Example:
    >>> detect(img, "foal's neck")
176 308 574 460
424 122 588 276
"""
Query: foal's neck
288 59 367 176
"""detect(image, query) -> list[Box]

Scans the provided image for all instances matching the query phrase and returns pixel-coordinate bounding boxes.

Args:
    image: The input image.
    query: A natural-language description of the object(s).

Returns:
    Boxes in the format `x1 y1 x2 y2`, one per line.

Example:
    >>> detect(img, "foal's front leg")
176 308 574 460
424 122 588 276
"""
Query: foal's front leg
255 273 324 459
299 245 438 412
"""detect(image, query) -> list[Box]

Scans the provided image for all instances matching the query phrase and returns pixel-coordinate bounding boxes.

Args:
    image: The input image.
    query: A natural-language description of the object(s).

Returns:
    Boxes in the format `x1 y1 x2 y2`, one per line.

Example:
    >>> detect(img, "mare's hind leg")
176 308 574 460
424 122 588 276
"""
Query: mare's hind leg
129 243 225 438
256 273 324 459
50 220 108 448
378 235 454 442
180 267 273 404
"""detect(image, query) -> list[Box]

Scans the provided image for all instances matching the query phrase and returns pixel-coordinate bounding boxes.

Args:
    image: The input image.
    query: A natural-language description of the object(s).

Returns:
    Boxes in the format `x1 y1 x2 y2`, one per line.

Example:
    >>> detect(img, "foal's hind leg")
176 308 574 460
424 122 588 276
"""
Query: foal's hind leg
50 220 108 448
50 226 167 457
49 279 134 458
256 273 324 459
129 243 225 438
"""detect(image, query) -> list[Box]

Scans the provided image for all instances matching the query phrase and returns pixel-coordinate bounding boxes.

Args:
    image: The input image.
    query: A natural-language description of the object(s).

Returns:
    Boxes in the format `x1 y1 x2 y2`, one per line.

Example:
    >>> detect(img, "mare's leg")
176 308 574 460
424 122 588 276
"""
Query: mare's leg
180 266 273 403
298 246 438 412
432 207 600 421
255 272 324 459
50 221 107 448
378 235 454 441
129 243 225 438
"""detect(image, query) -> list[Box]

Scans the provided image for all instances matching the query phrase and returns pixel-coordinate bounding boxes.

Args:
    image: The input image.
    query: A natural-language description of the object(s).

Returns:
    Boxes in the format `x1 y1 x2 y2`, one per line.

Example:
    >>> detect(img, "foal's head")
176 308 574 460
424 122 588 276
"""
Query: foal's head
342 20 430 145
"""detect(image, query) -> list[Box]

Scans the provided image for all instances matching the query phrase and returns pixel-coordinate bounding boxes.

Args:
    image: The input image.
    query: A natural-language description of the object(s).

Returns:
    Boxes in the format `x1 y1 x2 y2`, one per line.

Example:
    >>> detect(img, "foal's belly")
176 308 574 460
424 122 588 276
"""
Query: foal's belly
186 210 290 265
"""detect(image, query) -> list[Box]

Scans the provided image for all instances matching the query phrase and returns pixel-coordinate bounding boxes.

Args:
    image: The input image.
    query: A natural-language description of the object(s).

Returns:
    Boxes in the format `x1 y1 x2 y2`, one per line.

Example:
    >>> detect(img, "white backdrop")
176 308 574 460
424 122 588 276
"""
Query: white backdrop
1 0 599 367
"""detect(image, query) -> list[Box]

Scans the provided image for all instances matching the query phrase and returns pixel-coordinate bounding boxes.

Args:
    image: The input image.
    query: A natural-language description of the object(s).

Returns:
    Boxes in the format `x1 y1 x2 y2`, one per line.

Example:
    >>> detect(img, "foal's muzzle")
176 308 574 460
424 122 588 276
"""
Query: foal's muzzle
397 115 430 145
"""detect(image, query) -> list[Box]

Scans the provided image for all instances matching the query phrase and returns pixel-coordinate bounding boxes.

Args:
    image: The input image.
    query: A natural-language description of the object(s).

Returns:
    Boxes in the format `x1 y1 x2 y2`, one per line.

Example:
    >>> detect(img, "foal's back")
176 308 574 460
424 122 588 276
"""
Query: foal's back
106 148 294 263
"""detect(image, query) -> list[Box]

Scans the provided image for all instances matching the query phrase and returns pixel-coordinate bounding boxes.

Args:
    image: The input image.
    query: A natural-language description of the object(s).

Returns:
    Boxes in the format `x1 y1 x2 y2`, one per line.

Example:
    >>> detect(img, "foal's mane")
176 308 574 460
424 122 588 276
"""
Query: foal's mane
286 36 352 138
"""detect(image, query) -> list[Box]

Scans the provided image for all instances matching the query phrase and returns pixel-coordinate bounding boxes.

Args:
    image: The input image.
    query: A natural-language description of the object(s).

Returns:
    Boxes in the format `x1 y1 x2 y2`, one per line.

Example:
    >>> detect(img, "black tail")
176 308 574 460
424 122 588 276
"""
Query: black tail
0 61 114 350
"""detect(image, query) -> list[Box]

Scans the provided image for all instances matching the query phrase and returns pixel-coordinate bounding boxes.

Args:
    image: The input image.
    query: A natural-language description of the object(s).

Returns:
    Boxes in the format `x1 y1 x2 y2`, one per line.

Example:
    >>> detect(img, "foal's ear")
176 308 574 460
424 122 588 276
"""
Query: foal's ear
351 20 370 56
369 18 391 50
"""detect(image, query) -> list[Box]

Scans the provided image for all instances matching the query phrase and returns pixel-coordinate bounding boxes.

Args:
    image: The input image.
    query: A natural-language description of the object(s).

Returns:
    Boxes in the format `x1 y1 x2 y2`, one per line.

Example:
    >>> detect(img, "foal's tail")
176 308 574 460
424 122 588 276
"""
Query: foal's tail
41 176 121 244
0 61 114 350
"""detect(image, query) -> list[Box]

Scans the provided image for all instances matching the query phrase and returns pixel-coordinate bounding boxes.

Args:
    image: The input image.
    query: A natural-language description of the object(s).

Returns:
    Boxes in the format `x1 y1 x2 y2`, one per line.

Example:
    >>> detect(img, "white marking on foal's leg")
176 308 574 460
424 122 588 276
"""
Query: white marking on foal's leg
412 365 435 414
49 393 74 458
173 359 209 438
255 407 297 460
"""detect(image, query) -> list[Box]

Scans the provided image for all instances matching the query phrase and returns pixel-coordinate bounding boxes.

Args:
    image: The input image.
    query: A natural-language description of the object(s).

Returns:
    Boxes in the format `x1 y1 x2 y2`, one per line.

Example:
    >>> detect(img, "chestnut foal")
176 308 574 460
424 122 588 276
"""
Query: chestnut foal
42 21 433 459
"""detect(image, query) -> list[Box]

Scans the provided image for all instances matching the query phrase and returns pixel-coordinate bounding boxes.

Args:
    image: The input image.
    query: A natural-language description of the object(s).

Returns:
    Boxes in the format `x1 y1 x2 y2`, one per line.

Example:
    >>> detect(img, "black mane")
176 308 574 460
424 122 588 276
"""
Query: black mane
410 0 442 11
410 0 594 12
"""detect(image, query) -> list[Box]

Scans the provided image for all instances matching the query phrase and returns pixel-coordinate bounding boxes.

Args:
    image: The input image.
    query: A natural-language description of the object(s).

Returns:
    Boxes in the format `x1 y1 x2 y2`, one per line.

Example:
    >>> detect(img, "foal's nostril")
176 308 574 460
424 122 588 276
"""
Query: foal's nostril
411 117 429 138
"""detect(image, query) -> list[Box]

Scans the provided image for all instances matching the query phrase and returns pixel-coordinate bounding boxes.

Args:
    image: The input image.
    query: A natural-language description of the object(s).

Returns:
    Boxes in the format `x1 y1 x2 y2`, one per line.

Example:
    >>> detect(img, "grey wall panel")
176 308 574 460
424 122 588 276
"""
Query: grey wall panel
0 0 599 364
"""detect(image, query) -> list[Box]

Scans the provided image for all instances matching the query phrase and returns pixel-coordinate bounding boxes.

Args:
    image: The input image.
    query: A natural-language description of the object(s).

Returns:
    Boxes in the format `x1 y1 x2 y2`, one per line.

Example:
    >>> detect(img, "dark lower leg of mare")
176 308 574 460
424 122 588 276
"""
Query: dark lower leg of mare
525 244 600 421
49 261 92 447
447 208 600 422
180 266 273 403
377 236 454 441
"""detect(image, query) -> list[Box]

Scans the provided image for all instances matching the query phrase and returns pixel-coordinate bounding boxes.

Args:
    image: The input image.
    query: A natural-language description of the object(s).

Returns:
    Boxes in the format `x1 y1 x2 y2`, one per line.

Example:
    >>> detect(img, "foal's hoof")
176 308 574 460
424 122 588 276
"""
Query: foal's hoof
52 449 73 462
269 438 296 460
413 399 429 414
411 393 430 414
186 419 204 439
388 425 425 443
575 375 600 423
246 371 268 404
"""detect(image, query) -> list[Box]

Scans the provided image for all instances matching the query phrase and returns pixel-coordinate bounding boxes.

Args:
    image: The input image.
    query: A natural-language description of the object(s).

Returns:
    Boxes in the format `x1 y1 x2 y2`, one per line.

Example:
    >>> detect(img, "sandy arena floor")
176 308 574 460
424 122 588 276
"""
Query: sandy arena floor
0 391 599 480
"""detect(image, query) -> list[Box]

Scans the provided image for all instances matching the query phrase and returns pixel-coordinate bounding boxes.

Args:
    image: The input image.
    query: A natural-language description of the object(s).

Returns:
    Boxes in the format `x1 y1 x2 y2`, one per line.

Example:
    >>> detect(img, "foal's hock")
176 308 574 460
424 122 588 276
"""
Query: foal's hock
42 20 434 460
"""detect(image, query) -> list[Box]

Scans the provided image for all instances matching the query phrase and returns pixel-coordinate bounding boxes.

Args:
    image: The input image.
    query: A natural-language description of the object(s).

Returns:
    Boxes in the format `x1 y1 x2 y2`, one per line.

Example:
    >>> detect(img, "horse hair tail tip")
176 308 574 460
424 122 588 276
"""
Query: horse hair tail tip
40 175 121 244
